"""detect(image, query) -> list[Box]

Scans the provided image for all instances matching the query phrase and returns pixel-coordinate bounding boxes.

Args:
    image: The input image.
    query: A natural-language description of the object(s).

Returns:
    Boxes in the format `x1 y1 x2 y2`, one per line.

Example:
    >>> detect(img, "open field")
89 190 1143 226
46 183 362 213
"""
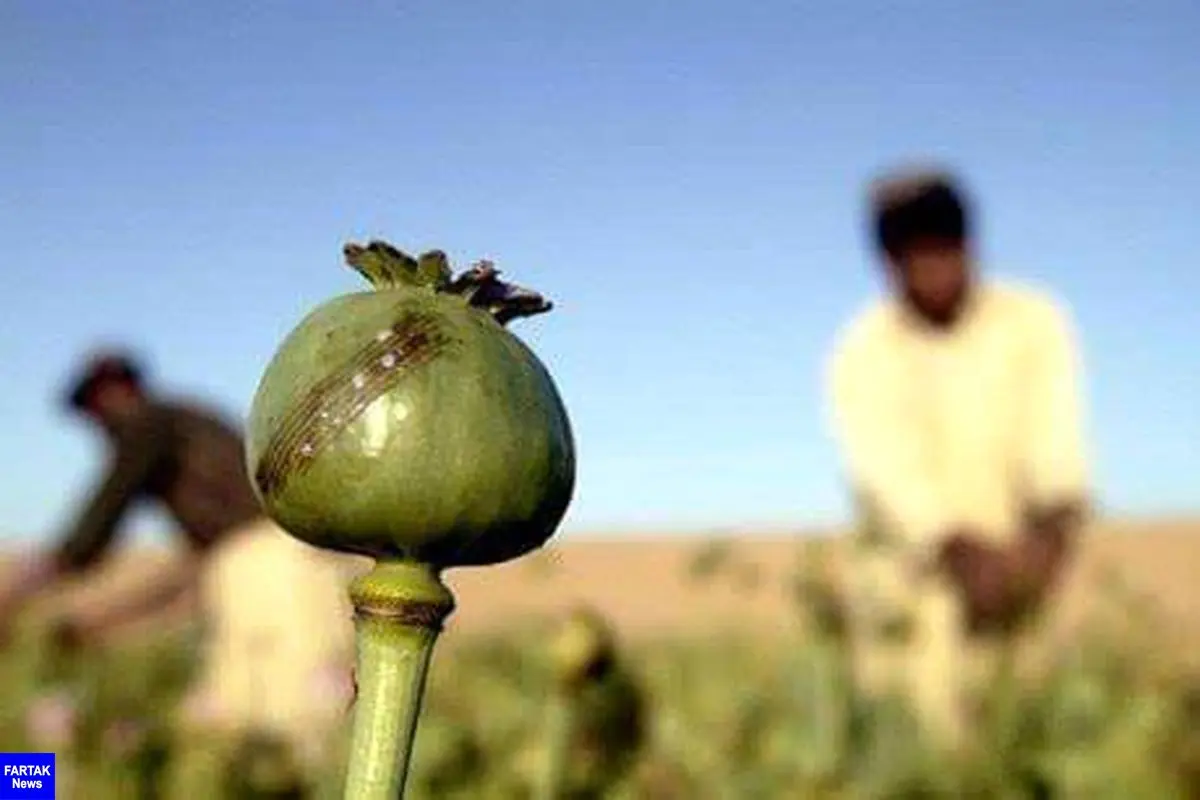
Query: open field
448 517 1200 645
1 516 1198 798
10 516 1200 649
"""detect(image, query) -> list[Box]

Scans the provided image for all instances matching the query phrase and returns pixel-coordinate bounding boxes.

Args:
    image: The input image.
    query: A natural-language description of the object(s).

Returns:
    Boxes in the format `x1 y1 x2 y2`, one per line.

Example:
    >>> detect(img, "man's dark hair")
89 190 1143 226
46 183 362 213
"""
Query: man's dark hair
871 171 972 259
63 351 146 412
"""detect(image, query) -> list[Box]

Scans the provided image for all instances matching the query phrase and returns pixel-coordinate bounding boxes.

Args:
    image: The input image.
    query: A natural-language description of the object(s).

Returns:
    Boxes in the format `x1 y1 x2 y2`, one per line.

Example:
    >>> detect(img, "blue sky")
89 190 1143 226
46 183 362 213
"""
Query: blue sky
1 1 1196 545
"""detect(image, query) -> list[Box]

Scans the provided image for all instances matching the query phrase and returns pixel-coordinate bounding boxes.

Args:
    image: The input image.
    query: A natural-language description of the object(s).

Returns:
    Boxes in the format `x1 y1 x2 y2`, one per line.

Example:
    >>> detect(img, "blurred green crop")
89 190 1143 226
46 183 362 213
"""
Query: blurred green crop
1 560 1197 799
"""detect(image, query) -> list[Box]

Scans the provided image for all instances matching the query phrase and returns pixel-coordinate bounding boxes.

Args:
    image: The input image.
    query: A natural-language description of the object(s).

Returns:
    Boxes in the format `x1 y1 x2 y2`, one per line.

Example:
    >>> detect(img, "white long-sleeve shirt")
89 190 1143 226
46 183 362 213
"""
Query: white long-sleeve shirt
825 279 1089 568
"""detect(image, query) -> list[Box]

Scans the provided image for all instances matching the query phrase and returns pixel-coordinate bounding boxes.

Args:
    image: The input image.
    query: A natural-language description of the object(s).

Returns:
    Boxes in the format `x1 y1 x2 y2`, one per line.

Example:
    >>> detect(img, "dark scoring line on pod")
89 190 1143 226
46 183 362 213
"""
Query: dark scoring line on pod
255 312 445 477
258 316 434 468
262 334 450 489
256 314 449 491
269 326 452 475
256 319 452 496
255 312 455 497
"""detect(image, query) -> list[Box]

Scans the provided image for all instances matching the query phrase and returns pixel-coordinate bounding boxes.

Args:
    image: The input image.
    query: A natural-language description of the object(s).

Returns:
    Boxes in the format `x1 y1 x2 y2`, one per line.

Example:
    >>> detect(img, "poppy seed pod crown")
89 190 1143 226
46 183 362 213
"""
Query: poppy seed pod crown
63 351 146 412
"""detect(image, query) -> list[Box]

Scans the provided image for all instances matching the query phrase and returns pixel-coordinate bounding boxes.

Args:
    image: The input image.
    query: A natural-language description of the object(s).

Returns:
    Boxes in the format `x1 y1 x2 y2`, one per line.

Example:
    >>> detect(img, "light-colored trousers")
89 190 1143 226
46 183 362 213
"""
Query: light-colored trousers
844 545 1014 749
179 517 368 770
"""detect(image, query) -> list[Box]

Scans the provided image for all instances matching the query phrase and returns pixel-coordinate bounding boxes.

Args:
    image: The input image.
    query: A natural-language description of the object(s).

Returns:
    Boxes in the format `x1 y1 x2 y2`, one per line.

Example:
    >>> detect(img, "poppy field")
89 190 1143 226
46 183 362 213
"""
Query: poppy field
0 541 1197 800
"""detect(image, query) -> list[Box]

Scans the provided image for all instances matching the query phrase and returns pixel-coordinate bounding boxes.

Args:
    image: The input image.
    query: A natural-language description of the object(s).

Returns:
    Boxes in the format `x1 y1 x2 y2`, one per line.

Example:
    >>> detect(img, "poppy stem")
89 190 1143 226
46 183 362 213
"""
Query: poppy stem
343 561 454 800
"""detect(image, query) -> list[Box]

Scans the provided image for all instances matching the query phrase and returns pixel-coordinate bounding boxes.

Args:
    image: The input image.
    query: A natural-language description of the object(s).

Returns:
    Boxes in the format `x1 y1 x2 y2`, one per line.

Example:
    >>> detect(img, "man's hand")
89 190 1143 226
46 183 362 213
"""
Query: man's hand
937 533 1018 632
0 554 63 651
69 554 199 644
937 503 1085 636
48 615 93 655
0 619 16 651
1004 499 1086 615
938 532 1050 635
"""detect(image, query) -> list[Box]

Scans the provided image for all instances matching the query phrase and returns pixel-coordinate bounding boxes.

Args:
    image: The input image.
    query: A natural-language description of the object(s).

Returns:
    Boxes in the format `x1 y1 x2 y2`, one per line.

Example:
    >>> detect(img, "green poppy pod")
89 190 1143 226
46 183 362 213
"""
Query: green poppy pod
245 241 576 569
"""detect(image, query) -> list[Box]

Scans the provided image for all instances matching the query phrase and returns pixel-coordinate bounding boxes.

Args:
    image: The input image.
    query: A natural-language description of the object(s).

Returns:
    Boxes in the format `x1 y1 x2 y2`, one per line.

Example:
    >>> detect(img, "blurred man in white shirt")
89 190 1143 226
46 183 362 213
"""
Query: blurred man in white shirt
825 168 1090 748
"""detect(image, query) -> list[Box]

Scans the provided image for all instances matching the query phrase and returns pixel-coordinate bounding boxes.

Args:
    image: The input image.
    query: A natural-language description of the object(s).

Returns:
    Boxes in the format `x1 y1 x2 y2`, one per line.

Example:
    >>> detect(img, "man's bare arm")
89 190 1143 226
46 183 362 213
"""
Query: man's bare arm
0 417 170 636
51 418 172 574
63 551 201 644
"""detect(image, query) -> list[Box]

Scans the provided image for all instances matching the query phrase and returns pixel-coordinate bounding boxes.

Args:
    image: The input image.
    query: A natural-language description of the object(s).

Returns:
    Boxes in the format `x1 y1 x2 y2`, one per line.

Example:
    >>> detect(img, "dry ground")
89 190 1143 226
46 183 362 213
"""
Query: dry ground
4 516 1199 658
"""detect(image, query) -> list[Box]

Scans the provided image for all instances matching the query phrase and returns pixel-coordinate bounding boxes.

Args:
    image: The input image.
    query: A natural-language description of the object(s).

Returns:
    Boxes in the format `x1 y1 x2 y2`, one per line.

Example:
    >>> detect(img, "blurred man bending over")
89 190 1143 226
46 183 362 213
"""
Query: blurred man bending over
0 351 361 772
824 168 1090 749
